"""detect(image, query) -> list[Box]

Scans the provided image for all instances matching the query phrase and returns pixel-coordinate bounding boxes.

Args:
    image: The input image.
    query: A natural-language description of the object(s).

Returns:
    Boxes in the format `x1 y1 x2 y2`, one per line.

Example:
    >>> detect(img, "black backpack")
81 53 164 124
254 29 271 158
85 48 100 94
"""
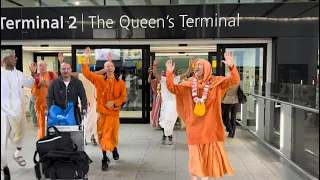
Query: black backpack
36 151 92 179
33 126 77 163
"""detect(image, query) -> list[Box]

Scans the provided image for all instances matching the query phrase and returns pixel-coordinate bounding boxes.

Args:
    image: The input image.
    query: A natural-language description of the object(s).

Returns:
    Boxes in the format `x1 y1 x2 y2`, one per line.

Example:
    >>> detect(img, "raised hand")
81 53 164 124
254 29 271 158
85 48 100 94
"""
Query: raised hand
222 51 235 68
84 47 90 64
29 62 37 73
165 59 175 73
107 52 113 61
153 59 159 66
58 52 64 64
189 57 196 67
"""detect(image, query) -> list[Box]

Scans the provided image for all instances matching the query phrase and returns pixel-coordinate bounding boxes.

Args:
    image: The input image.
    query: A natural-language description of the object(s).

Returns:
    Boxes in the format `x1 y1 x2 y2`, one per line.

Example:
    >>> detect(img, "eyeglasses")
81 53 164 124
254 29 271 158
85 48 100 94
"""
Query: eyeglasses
61 68 72 71
38 64 47 67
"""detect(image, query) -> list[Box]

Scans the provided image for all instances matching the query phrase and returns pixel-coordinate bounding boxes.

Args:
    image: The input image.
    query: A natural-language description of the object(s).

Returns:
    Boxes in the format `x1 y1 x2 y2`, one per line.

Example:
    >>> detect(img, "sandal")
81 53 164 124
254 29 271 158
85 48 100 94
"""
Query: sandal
91 138 97 146
13 155 26 166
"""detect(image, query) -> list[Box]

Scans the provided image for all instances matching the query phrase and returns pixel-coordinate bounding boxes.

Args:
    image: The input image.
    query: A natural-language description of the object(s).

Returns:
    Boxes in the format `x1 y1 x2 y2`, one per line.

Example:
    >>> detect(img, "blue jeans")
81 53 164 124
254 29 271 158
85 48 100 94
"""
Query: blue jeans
29 100 37 125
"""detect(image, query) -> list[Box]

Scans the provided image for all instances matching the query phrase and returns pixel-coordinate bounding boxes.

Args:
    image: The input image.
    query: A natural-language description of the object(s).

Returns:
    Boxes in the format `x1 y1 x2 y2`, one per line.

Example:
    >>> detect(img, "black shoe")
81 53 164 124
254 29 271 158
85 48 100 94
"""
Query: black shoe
3 166 10 180
112 147 119 160
168 135 173 145
228 132 235 138
101 157 110 171
161 135 166 145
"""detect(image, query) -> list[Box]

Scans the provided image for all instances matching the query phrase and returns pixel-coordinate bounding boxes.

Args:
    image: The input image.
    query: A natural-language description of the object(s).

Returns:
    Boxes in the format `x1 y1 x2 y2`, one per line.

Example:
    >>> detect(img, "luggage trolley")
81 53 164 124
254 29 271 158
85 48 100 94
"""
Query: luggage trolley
42 109 88 180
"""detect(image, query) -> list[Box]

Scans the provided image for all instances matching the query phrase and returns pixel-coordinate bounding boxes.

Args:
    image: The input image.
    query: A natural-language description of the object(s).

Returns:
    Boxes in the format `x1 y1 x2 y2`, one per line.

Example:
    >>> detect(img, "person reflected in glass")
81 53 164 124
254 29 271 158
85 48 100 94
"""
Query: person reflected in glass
125 70 138 111
148 67 161 128
165 51 239 179
153 58 194 145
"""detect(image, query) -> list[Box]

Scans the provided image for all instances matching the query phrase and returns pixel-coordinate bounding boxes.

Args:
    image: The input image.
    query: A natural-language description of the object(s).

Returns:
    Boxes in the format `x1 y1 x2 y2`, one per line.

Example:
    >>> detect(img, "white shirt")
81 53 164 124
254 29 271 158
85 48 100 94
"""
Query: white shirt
160 76 181 101
1 68 35 116
64 81 70 88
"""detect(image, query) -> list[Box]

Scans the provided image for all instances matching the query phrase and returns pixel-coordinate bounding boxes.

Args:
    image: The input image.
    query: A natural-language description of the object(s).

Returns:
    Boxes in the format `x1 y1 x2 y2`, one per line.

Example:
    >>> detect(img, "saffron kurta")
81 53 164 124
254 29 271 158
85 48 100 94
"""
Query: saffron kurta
166 59 240 178
31 72 58 139
82 64 126 151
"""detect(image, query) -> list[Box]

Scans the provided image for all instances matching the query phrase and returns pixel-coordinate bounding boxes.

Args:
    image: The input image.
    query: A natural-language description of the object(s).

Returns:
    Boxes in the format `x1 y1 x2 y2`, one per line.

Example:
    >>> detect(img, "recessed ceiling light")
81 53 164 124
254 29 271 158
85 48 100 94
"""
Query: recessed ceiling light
75 1 80 5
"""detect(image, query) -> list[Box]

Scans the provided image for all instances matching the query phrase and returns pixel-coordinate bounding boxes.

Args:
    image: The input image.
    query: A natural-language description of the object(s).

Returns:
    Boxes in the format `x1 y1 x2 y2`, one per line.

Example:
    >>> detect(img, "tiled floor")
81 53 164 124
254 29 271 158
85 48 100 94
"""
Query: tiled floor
2 123 307 180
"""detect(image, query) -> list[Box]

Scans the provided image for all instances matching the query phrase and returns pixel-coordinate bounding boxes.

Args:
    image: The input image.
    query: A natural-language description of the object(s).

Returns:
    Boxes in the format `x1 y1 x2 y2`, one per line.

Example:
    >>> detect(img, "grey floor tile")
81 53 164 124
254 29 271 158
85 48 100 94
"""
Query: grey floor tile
2 122 313 180
176 171 191 180
243 161 274 175
136 171 175 180
253 174 281 180
263 161 306 180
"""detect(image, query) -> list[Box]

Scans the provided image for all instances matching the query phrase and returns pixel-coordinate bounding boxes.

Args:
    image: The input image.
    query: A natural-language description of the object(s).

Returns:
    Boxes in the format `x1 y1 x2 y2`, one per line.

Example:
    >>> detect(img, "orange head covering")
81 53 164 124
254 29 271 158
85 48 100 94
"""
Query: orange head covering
175 58 229 122
181 59 226 90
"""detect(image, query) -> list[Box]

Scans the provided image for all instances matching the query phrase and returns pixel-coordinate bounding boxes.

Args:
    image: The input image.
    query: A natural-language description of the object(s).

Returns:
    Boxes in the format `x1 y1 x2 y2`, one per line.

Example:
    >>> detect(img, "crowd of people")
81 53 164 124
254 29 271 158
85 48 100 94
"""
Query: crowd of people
1 48 240 180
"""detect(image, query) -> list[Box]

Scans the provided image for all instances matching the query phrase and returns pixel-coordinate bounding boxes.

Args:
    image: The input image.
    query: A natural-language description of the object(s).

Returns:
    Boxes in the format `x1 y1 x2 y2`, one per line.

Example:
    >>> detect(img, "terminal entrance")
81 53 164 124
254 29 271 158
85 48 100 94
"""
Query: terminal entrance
0 40 268 124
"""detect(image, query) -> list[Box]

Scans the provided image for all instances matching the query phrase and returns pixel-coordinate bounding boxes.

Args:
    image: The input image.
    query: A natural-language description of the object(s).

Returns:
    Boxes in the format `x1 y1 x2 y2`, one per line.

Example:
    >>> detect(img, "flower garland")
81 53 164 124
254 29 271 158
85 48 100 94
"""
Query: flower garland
156 83 161 96
192 78 210 104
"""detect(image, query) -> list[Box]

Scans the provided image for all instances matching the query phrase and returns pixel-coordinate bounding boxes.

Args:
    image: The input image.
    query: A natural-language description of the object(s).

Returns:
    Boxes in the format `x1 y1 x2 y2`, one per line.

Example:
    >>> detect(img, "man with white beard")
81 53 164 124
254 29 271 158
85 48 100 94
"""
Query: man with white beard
1 54 36 180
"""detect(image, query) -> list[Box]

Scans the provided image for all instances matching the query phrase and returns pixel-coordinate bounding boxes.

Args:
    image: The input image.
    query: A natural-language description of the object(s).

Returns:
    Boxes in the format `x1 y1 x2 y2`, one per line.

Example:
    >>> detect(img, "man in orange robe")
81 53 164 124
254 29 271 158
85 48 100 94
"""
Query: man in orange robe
32 52 82 139
31 60 58 139
165 51 239 180
82 47 126 171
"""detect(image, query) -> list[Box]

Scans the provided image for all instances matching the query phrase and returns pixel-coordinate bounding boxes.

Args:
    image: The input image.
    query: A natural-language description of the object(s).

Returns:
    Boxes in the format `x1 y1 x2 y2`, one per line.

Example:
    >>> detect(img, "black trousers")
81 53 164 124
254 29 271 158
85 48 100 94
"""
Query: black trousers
222 104 238 133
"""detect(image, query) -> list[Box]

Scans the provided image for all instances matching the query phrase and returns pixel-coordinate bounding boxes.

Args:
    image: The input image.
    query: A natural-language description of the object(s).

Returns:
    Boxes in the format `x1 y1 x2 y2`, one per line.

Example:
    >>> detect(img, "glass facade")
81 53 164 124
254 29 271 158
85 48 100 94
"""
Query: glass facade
1 0 315 7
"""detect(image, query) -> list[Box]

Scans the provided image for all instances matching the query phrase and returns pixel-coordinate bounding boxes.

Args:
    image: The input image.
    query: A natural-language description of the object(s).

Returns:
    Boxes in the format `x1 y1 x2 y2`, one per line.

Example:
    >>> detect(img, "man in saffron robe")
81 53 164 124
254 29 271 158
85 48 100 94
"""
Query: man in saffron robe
31 60 58 139
1 55 36 180
82 47 126 171
165 51 239 180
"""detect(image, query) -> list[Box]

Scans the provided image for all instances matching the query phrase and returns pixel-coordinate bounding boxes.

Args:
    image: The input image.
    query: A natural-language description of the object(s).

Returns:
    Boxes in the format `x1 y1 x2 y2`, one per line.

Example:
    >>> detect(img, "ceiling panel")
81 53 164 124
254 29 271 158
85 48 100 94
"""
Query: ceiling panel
8 0 39 6
1 0 20 7
41 0 104 6
41 0 68 6
295 5 319 18
225 3 275 17
267 3 318 18
151 0 170 5
105 0 120 5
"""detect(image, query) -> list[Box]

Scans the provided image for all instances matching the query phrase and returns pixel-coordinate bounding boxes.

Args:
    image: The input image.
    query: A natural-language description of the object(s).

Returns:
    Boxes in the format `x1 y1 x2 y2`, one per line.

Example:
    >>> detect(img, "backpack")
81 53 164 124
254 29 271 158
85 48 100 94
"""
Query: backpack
35 71 55 85
35 151 92 180
33 126 77 163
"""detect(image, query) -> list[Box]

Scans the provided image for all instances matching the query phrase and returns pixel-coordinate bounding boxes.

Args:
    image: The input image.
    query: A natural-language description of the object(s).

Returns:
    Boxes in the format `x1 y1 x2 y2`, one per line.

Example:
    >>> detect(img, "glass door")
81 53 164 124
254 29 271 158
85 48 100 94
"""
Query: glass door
217 44 267 94
1 45 23 71
217 44 267 132
72 45 151 123
33 53 73 75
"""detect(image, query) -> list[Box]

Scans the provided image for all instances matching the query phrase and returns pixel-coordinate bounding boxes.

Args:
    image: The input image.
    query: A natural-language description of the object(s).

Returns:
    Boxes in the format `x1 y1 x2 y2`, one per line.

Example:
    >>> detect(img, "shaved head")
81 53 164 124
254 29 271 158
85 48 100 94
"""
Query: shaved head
37 60 46 66
104 60 115 77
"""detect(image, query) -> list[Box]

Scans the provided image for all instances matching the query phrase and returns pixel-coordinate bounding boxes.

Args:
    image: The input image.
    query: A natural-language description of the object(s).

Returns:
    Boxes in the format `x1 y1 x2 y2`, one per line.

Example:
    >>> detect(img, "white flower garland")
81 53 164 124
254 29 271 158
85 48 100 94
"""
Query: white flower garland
192 78 210 104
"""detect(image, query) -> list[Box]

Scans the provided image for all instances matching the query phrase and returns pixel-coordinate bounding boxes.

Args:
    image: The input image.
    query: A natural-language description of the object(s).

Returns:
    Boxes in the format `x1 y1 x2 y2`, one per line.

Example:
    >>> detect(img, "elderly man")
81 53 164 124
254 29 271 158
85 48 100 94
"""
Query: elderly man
1 55 36 180
31 60 58 139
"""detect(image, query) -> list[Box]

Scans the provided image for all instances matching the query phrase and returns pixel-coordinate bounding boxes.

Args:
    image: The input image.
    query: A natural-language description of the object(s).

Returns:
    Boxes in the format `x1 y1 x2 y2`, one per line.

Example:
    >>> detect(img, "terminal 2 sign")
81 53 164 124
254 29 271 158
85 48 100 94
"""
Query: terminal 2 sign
1 14 241 31
0 4 318 40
